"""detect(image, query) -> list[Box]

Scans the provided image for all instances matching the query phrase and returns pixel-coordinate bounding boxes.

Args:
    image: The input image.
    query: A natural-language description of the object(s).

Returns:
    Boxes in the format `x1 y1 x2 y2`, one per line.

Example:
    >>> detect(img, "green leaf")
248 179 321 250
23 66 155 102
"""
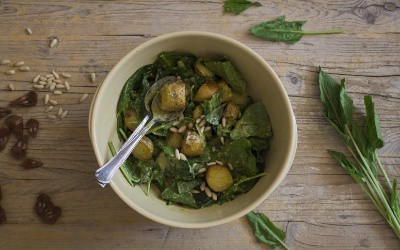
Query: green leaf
161 183 197 208
364 95 384 149
108 141 140 186
203 60 246 94
202 92 226 125
246 211 289 250
339 79 354 127
319 69 343 130
230 102 272 140
390 179 400 222
223 0 261 15
250 16 343 44
248 137 270 151
328 150 365 184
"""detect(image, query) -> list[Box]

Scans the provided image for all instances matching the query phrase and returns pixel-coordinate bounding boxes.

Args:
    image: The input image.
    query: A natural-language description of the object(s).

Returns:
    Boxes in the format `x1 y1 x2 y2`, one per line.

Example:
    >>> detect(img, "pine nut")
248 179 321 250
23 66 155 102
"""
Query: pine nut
49 100 57 105
54 79 62 84
53 90 62 95
220 136 225 145
204 187 212 198
64 81 71 90
60 110 68 118
199 119 206 127
204 126 211 132
200 115 205 119
49 82 56 91
222 117 226 127
8 83 14 91
14 61 24 67
19 66 30 71
179 153 187 161
216 160 223 165
207 162 216 166
211 192 217 201
228 163 233 171
45 74 53 78
45 106 54 112
178 125 187 133
39 81 47 85
212 146 216 152
26 28 32 35
32 75 41 83
57 107 63 116
44 94 49 105
200 126 204 134
195 118 201 124
90 73 96 83
50 38 58 48
191 190 200 194
6 70 15 75
79 93 88 103
33 84 44 89
172 121 180 126
1 59 10 65
198 167 207 174
175 149 181 160
39 76 47 81
47 114 57 119
200 182 206 191
61 72 71 78
188 122 194 129
169 127 178 133
52 70 59 78
56 84 65 89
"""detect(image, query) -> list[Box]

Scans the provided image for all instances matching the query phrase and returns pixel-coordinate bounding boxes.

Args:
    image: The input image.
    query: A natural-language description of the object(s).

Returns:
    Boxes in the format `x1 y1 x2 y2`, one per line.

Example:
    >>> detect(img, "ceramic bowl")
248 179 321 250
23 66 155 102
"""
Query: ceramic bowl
89 31 297 228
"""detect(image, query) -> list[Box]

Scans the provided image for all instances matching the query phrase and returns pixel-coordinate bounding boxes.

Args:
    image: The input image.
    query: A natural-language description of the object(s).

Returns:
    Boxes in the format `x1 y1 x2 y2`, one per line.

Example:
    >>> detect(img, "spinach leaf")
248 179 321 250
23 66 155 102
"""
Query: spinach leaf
161 183 197 208
163 155 197 181
177 181 200 194
223 0 261 15
217 138 258 179
246 211 290 250
250 16 343 44
202 92 226 125
204 60 246 94
230 102 272 140
364 95 384 149
155 51 198 79
248 137 270 151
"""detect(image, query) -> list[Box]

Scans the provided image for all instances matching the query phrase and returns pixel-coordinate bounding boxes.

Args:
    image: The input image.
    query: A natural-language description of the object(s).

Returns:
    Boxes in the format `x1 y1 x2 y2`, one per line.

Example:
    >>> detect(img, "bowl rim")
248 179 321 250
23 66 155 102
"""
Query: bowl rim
89 31 297 228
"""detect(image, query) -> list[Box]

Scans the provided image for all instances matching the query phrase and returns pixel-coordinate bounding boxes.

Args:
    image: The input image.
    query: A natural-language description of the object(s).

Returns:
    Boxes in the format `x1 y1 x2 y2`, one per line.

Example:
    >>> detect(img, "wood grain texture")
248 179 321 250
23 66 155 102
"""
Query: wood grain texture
0 0 399 249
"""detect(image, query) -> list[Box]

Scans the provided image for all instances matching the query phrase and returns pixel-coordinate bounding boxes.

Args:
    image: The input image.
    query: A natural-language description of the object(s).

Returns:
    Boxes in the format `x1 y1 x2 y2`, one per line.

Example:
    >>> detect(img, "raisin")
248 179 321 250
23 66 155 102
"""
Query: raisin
11 135 28 160
10 91 37 106
34 193 62 224
0 205 6 225
0 127 11 152
6 115 24 140
26 118 39 138
22 158 43 169
0 107 11 119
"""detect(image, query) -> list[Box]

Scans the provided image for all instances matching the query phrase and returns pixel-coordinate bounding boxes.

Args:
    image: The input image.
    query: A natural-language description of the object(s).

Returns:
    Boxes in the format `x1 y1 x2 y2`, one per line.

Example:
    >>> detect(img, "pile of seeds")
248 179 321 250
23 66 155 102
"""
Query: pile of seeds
1 60 32 90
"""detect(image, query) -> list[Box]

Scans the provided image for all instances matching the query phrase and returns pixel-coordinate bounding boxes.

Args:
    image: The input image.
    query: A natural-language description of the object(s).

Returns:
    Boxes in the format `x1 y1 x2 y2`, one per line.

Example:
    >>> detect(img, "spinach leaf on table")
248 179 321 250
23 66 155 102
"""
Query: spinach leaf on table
246 211 290 250
223 0 261 15
230 102 272 140
250 16 343 44
204 60 246 94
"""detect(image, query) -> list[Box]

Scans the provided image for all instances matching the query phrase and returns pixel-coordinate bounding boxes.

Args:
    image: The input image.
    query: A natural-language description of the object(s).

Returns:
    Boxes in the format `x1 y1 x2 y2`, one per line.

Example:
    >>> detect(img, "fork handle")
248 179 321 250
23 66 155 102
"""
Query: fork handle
95 115 157 187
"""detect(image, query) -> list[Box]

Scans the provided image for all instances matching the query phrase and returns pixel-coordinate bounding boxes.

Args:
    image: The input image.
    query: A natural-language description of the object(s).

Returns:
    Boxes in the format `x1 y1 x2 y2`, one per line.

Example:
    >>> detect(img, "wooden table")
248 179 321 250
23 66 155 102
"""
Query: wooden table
0 1 399 249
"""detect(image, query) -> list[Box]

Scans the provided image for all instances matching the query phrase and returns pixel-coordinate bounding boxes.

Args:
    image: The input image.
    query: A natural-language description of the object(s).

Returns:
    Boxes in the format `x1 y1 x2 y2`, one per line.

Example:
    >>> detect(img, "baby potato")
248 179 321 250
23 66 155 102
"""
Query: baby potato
192 105 204 120
180 131 205 157
124 108 140 131
223 102 241 122
217 81 233 103
160 82 186 112
166 132 183 149
206 164 233 192
132 136 154 161
193 81 219 102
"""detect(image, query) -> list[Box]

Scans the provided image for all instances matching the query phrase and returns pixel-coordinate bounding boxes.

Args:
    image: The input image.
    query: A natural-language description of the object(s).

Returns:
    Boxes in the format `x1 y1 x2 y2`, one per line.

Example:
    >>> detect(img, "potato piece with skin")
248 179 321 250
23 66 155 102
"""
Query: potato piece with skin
156 153 168 171
217 81 233 103
160 82 186 112
195 60 215 77
192 105 204 120
132 136 154 161
124 109 140 131
166 132 183 149
193 81 219 102
223 101 241 122
180 131 205 157
206 164 233 192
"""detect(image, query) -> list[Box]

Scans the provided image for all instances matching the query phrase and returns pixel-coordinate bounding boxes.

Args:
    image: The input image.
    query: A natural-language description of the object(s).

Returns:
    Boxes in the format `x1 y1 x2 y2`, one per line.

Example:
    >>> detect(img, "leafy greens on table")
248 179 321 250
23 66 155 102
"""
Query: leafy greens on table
250 16 344 44
223 0 262 15
112 51 272 208
319 68 400 239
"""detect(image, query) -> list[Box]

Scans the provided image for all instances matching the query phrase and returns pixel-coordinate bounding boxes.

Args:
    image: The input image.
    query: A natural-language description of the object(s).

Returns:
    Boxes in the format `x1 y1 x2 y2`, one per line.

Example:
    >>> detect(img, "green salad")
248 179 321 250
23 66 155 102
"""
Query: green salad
111 51 272 208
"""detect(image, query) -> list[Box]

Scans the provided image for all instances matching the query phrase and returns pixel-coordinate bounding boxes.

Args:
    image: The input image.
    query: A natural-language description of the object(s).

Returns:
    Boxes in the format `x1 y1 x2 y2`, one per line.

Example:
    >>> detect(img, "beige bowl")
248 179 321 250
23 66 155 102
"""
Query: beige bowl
89 31 297 228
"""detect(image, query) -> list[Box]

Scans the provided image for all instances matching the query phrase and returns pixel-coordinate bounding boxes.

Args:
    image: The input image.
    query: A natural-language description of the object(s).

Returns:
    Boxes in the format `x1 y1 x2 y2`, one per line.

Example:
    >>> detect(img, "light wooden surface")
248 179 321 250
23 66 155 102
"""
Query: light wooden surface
0 0 399 249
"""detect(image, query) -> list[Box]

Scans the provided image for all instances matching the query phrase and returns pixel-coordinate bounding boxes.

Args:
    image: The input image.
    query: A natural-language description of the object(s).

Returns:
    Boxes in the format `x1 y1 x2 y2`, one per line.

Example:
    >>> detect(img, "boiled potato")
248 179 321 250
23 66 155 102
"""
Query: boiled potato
160 82 186 112
195 60 215 77
223 102 241 122
124 108 140 131
206 164 233 192
193 81 219 102
192 105 204 120
217 81 233 103
180 131 205 157
166 132 183 149
132 136 154 161
156 153 168 171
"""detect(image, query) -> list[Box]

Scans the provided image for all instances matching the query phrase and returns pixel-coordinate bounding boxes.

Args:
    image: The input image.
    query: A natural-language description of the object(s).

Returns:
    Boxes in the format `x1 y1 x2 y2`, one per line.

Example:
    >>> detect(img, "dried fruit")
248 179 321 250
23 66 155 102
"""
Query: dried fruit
10 91 37 106
22 158 43 169
11 135 28 160
6 115 24 140
0 127 11 152
0 108 11 119
0 205 6 225
34 193 62 224
26 118 39 138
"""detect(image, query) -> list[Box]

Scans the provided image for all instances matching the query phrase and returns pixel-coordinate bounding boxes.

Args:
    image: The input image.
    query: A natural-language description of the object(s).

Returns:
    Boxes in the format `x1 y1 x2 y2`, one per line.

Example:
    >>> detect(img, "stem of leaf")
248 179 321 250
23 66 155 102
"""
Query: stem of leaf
374 152 392 189
301 30 344 35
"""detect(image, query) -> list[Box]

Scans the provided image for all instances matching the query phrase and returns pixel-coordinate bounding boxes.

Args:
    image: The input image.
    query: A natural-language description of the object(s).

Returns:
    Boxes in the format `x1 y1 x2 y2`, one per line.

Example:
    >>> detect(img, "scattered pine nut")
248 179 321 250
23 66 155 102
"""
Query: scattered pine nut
188 122 194 129
64 81 71 90
204 126 211 132
6 70 15 75
60 110 68 118
204 187 212 198
39 76 47 81
54 79 62 84
199 119 206 127
200 115 205 119
57 107 63 116
198 167 207 174
49 82 56 91
178 125 187 133
175 149 181 160
56 84 65 89
50 38 58 48
44 94 49 105
47 114 57 119
49 99 57 105
222 117 227 128
172 121 180 126
39 81 47 85
79 93 88 103
200 126 204 134
26 28 32 35
1 59 11 65
61 72 71 78
195 118 201 124
216 160 223 165
207 162 216 166
169 127 178 133
90 72 96 83
52 70 59 78
33 84 44 89
191 190 200 194
8 83 14 91
45 106 54 112
179 153 187 161
200 182 206 191
45 74 53 78
228 163 234 171
19 66 30 71
211 192 217 201
14 61 24 67
32 75 41 83
53 90 62 95
220 136 225 145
